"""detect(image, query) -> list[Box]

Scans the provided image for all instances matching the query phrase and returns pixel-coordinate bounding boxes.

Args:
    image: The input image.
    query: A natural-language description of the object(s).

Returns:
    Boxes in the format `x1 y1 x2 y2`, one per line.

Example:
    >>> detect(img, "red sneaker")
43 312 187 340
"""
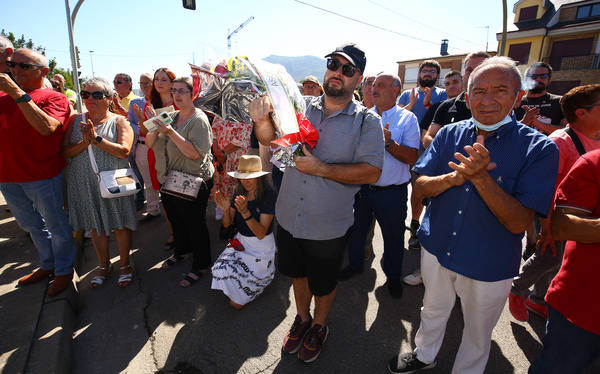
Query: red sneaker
525 296 549 320
282 315 312 354
298 324 329 363
508 292 529 322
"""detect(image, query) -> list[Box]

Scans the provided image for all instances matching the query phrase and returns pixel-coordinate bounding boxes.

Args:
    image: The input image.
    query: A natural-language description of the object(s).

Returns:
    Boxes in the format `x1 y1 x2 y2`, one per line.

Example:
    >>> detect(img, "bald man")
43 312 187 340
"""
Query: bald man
0 48 76 296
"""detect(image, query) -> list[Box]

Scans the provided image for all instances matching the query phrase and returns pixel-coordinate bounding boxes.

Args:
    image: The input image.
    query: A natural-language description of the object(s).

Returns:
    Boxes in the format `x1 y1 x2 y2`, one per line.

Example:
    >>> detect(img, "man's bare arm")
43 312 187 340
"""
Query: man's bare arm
551 207 600 243
249 96 277 146
451 136 535 234
386 142 418 164
295 145 381 184
415 173 464 198
423 123 441 149
0 74 62 136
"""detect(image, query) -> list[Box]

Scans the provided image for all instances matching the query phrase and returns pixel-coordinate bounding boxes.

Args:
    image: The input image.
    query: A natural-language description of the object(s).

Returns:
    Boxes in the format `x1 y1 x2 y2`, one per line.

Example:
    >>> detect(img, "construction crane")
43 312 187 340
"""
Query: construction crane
227 16 254 52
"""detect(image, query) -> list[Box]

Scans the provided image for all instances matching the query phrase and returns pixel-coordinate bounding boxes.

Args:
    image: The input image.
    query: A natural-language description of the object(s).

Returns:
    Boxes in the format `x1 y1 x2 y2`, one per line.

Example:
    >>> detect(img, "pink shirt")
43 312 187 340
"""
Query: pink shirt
549 126 600 189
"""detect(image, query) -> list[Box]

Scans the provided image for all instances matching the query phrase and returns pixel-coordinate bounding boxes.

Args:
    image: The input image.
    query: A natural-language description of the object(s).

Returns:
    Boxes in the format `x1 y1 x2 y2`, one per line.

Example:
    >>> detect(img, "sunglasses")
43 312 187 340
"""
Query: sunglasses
6 61 45 70
170 88 190 95
114 80 125 85
326 58 358 78
528 73 549 79
81 90 108 100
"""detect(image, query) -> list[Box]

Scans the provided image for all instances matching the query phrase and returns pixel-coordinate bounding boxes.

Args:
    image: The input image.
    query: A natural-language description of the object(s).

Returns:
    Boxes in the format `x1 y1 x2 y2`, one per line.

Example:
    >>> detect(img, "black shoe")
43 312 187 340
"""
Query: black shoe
338 266 363 281
388 352 436 373
407 220 421 250
387 278 403 298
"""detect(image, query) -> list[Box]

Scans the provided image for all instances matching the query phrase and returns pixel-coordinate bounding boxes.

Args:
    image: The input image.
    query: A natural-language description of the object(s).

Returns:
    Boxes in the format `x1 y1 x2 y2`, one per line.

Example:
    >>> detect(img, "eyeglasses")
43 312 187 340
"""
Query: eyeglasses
170 88 190 95
81 90 108 100
6 61 45 70
528 73 549 79
114 80 125 85
420 69 438 75
326 58 358 78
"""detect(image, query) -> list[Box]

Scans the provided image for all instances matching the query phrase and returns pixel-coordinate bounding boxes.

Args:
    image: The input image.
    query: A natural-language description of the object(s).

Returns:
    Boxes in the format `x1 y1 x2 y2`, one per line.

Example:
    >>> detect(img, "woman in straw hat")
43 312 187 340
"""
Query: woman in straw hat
211 155 277 309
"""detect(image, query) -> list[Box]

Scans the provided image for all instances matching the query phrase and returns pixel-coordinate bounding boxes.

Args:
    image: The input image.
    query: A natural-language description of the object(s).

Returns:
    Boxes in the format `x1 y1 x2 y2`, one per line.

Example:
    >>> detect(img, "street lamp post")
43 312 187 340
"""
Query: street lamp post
89 50 95 76
64 0 86 112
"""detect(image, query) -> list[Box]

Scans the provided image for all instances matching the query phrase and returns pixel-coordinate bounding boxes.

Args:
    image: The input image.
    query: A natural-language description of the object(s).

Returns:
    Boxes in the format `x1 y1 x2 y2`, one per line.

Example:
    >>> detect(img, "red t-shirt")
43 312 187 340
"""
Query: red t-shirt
549 126 600 189
0 88 70 182
546 149 600 335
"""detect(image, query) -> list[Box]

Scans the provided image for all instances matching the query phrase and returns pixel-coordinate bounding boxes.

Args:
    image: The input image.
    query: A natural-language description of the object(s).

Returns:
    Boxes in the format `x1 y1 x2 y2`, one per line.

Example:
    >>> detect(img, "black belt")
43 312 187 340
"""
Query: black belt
368 182 407 191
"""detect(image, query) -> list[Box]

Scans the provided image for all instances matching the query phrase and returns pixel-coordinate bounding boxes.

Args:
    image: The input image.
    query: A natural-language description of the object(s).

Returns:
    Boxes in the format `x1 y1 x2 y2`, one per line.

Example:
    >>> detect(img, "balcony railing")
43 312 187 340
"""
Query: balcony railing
542 54 600 71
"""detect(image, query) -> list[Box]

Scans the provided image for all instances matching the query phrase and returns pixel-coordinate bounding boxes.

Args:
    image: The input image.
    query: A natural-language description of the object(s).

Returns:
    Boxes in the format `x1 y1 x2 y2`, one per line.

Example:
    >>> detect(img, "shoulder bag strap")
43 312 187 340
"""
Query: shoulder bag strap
565 126 586 156
82 112 100 176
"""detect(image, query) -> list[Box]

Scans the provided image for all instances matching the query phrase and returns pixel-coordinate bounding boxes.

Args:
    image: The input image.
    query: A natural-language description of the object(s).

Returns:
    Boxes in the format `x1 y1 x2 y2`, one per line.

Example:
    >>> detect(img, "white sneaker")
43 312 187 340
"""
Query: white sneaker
403 269 422 286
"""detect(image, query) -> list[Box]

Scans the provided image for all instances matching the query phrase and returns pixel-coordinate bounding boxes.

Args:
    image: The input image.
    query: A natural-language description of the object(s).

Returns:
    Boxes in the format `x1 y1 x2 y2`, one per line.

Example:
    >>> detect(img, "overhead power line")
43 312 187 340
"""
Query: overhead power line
368 0 482 47
292 0 465 52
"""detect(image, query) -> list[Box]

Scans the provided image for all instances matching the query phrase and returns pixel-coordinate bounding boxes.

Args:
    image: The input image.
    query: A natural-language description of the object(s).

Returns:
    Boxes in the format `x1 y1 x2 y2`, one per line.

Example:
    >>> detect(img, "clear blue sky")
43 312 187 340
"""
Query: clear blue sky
2 0 505 89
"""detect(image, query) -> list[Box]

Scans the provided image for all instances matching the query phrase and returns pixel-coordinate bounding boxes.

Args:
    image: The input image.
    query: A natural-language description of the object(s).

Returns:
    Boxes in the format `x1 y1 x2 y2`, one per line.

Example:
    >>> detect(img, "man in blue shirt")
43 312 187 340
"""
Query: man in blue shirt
340 73 420 299
388 57 559 374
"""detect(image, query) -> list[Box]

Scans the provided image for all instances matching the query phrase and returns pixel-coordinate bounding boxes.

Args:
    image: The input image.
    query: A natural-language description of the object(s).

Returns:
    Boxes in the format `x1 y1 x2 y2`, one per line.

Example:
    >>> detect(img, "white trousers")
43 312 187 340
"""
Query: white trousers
134 142 161 216
413 249 511 374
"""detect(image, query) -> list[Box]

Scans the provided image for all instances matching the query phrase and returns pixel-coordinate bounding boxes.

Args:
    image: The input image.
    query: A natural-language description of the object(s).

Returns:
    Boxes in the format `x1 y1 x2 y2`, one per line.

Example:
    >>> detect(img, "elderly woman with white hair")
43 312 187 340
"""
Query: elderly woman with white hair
61 77 136 288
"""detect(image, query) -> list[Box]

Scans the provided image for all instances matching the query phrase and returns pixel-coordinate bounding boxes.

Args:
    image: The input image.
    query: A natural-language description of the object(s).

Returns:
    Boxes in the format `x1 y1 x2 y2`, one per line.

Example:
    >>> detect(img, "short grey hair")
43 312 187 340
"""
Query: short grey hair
0 35 13 50
83 77 115 96
13 48 48 68
468 56 522 94
376 72 403 100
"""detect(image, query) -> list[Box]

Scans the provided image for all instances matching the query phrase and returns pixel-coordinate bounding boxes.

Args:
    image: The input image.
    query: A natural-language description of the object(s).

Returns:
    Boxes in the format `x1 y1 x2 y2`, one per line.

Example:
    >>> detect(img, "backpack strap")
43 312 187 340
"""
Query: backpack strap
564 126 586 156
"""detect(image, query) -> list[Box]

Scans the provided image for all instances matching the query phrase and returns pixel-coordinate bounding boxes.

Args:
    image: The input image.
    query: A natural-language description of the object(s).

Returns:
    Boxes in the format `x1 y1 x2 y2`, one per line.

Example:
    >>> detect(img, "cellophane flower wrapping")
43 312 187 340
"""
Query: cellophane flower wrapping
192 57 318 169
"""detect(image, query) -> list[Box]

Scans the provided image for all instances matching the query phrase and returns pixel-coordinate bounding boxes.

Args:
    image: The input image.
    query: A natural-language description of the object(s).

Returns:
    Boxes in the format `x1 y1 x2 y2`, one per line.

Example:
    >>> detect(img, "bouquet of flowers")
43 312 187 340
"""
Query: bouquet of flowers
191 56 318 168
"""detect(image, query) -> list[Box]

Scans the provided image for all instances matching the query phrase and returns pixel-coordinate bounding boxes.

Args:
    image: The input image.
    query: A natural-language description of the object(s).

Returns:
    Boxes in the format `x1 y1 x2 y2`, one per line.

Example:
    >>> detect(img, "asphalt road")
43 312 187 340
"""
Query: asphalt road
70 197 600 374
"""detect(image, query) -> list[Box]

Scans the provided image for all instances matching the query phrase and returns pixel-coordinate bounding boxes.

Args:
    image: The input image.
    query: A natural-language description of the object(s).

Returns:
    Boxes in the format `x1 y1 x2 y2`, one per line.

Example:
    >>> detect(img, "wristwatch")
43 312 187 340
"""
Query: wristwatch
95 136 103 144
15 93 32 103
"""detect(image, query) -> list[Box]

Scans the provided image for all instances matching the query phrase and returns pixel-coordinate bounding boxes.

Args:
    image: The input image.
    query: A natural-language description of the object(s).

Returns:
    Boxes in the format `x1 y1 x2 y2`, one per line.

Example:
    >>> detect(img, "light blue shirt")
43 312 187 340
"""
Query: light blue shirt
398 87 447 123
373 105 420 186
127 97 146 136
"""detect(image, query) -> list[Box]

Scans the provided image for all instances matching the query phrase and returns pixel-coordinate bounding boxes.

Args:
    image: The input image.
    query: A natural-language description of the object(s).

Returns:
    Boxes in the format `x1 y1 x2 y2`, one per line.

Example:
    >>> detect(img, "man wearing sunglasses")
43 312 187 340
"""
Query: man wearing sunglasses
514 62 566 135
249 43 384 363
0 48 76 296
111 73 138 117
0 35 14 78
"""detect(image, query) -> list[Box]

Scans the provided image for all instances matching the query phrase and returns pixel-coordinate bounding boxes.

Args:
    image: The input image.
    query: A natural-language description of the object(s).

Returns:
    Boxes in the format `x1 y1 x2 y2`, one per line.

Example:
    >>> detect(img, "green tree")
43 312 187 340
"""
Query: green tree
1 29 75 89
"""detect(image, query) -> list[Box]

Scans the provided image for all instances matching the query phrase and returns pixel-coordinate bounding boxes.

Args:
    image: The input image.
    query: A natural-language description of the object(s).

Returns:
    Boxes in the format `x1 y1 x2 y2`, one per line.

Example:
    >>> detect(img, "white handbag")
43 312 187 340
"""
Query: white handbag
88 145 141 199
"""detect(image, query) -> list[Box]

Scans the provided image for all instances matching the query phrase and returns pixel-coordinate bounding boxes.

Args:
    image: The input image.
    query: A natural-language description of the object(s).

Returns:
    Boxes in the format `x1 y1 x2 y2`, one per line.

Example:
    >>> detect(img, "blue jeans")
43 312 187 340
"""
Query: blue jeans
0 172 76 275
529 306 600 374
347 183 408 279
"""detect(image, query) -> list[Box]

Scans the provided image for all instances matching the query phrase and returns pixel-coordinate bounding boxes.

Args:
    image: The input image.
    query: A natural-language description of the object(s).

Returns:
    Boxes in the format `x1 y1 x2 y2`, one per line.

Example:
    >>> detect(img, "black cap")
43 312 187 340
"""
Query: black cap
325 43 366 74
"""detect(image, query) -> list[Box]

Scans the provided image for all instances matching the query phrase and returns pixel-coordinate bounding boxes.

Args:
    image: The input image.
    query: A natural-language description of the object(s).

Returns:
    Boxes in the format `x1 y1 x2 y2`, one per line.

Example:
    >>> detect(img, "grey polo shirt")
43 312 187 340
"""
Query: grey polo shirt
276 96 385 240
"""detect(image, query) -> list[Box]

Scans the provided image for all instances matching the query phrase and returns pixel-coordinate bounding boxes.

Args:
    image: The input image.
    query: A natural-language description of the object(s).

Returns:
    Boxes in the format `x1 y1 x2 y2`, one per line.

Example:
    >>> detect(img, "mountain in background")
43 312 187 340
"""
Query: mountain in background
263 55 326 83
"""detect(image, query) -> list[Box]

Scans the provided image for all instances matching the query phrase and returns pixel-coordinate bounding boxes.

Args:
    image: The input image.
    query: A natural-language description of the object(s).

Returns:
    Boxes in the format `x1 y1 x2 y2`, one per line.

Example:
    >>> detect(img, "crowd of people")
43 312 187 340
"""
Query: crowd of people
1 32 599 373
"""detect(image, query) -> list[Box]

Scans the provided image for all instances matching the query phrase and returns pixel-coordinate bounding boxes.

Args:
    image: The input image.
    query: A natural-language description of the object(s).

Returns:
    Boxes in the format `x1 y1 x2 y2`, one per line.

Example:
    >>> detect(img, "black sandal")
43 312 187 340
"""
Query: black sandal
179 272 201 287
161 255 183 269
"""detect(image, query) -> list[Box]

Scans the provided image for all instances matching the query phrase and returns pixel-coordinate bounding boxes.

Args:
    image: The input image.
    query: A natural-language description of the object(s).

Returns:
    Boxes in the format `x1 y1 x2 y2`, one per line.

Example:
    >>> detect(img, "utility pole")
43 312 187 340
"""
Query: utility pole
227 16 254 52
89 50 95 76
500 0 508 55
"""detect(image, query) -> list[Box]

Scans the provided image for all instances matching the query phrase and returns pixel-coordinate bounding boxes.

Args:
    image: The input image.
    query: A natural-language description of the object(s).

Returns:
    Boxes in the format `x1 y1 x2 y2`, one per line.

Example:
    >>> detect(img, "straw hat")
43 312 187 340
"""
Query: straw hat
227 155 270 179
